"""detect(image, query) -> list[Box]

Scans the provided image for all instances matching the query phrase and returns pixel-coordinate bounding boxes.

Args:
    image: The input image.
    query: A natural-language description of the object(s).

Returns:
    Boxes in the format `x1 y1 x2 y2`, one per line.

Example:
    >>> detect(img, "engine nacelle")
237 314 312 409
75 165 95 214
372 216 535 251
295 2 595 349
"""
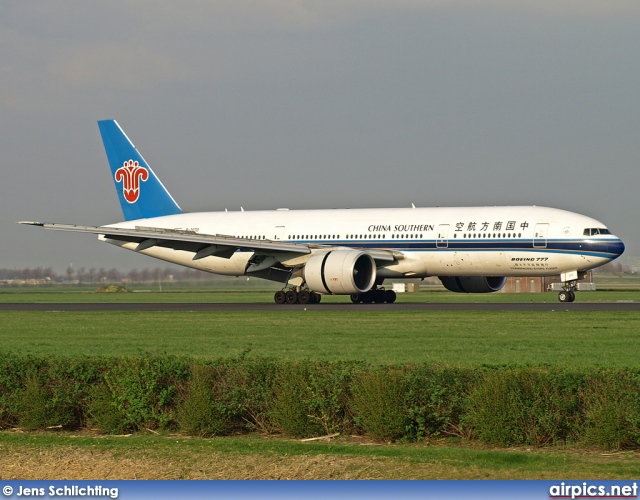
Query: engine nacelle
438 276 507 293
304 250 376 294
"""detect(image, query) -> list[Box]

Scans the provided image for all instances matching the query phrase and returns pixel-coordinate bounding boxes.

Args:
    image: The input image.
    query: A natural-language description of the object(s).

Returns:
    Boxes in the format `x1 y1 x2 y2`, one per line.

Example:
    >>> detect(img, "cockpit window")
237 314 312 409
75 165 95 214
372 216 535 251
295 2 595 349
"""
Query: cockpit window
583 228 611 236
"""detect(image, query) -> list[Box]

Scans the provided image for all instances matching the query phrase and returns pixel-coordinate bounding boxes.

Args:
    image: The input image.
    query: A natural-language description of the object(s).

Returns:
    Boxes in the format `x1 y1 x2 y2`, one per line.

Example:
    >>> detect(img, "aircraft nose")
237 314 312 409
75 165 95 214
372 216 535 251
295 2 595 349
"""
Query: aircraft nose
584 237 624 260
604 237 625 258
613 238 625 257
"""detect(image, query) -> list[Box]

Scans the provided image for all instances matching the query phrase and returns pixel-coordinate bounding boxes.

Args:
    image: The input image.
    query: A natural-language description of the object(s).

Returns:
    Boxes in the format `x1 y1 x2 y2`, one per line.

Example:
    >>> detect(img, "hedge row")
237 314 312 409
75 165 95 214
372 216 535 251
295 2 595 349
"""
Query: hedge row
1 353 639 449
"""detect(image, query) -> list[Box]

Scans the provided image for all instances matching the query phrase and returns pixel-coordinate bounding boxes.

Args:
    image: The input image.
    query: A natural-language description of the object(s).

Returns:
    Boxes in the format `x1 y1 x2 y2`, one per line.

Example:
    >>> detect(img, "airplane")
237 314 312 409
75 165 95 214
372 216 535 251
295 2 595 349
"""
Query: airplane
19 120 625 304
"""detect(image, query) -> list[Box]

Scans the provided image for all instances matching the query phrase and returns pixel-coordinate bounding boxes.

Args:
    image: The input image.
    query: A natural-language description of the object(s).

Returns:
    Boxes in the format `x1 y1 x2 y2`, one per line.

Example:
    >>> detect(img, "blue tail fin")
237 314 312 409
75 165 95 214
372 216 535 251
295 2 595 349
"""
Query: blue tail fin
98 120 182 221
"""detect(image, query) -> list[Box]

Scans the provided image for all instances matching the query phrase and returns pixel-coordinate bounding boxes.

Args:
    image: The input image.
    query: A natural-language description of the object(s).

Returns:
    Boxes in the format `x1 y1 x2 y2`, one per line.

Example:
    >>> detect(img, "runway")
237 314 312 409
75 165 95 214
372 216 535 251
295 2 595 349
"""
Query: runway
1 302 639 311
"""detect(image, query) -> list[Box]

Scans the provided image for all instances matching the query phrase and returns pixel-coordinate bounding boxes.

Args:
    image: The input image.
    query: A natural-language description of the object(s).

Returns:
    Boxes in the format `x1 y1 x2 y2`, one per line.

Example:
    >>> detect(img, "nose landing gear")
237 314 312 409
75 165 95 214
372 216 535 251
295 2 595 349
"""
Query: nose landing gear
558 289 576 303
557 271 585 303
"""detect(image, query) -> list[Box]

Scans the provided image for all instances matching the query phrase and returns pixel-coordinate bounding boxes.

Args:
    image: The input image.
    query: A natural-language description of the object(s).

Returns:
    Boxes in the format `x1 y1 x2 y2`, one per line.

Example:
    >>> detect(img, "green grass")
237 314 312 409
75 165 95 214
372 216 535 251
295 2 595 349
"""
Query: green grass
1 432 638 479
1 310 639 366
1 289 640 303
2 287 639 478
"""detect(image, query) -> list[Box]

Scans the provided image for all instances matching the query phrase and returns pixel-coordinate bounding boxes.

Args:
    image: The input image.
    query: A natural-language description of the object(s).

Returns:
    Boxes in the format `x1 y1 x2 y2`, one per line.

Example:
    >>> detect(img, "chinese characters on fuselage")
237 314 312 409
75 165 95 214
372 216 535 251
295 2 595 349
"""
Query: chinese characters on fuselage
367 221 529 233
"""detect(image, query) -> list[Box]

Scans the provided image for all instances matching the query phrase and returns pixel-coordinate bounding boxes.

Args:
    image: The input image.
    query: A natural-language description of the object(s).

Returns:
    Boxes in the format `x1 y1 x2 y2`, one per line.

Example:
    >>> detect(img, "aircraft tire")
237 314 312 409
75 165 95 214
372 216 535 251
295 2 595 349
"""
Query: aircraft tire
285 290 298 304
372 290 385 303
384 290 397 304
558 291 569 302
274 291 286 304
361 292 373 304
350 294 362 304
298 290 311 304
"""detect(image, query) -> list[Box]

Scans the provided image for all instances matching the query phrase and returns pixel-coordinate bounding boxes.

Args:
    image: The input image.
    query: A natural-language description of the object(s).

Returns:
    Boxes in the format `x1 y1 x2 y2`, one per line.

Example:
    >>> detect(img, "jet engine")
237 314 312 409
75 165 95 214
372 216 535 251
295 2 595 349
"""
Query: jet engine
438 276 507 293
304 250 376 294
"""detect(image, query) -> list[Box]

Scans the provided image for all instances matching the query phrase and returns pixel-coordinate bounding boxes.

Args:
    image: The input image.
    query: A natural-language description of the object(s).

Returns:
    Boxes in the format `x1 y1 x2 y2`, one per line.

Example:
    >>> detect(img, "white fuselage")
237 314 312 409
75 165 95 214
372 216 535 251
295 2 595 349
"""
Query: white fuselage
102 205 624 281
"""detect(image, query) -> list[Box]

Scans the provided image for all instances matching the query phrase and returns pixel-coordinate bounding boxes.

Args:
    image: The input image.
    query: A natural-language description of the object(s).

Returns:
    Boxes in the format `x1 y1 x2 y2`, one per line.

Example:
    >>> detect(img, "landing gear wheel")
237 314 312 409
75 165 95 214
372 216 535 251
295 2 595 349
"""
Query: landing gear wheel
372 290 385 303
314 293 322 303
298 290 311 304
350 294 362 304
361 292 373 304
285 290 298 304
274 291 286 304
309 292 319 304
384 290 397 304
558 290 577 303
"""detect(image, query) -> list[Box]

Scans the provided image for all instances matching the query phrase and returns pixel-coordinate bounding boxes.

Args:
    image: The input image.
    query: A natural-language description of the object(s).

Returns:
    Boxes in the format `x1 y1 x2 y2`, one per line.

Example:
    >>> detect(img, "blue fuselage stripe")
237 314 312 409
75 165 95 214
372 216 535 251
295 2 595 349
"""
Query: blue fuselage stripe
285 238 624 259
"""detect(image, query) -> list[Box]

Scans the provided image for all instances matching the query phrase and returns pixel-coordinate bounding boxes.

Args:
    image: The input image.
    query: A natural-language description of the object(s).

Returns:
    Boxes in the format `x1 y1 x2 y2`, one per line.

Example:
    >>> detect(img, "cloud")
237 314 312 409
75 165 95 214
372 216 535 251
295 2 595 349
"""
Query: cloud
1 0 638 115
48 43 190 90
458 0 640 17
128 0 640 25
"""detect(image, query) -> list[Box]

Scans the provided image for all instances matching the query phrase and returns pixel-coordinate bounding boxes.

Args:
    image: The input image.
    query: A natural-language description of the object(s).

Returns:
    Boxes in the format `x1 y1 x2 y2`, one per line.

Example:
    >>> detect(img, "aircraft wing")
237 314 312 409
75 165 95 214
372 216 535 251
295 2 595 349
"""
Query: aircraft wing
17 222 399 263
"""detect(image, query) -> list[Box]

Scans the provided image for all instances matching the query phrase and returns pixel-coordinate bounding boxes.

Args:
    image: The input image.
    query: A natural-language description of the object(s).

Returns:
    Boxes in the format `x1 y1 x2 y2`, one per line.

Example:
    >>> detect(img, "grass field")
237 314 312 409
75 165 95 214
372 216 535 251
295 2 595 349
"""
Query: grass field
2 288 639 480
1 432 639 479
1 289 640 303
1 308 639 366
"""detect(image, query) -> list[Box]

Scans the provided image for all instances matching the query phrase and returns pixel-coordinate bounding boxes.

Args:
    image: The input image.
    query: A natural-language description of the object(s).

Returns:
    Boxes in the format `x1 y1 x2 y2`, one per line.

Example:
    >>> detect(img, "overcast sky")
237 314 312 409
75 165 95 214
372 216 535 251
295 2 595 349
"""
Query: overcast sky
2 1 639 272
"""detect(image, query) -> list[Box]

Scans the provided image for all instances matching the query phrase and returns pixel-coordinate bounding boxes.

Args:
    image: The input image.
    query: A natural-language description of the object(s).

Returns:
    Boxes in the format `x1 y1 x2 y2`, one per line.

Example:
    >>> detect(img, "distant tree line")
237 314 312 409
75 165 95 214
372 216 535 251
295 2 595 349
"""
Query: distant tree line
0 260 630 284
0 266 217 283
596 261 625 274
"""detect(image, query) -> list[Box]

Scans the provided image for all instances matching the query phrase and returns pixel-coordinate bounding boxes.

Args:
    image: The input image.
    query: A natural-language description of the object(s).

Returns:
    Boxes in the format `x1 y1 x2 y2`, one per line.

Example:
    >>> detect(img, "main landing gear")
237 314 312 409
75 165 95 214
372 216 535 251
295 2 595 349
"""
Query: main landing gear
350 287 397 304
274 288 322 305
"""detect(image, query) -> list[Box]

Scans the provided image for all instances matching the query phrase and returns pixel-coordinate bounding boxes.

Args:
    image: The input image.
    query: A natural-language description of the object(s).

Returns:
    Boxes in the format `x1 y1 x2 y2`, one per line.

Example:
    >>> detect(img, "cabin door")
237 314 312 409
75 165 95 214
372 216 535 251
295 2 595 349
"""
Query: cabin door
533 223 548 248
436 224 449 248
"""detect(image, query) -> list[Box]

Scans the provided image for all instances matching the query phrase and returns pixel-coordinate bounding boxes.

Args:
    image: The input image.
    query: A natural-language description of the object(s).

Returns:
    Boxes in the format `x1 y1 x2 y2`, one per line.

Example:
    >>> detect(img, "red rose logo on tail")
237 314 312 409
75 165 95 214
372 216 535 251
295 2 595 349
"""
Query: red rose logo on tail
115 160 149 203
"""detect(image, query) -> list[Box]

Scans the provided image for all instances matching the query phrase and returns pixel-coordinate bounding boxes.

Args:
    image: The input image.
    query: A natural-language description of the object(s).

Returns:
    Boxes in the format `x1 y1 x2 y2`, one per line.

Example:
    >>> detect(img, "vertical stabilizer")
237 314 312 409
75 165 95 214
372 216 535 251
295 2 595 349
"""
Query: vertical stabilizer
98 120 182 221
